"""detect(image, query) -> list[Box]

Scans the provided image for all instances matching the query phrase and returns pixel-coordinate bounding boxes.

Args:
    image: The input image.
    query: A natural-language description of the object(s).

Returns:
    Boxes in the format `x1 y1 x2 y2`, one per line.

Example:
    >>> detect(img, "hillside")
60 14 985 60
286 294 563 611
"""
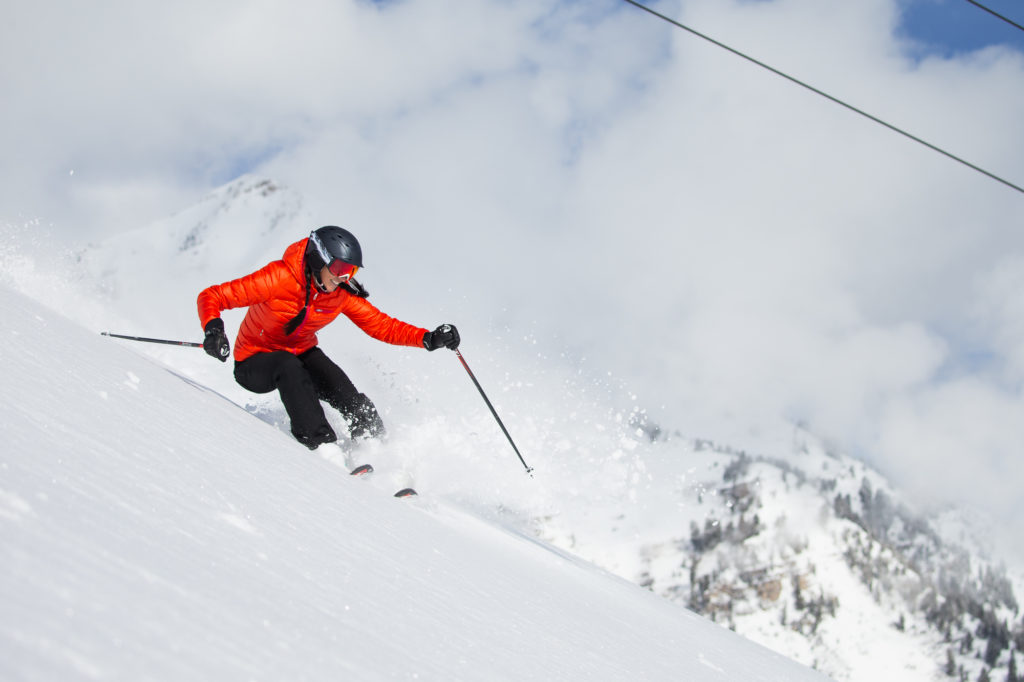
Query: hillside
4 175 1023 681
0 281 829 681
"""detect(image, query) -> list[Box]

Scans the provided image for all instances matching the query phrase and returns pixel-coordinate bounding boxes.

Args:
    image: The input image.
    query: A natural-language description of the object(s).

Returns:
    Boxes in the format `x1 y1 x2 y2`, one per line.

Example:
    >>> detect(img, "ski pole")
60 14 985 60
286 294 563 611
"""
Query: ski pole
454 348 534 476
101 332 204 349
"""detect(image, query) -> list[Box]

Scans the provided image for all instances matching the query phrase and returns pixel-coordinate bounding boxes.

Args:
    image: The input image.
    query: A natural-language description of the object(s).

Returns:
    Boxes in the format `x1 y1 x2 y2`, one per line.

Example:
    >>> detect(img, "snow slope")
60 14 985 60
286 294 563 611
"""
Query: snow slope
7 176 1022 680
0 282 829 680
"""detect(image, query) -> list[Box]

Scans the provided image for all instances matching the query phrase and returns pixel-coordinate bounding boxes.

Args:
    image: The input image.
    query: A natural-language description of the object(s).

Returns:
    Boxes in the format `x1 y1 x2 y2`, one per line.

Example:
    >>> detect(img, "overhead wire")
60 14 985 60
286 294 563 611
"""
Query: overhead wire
963 0 1024 35
621 0 1024 197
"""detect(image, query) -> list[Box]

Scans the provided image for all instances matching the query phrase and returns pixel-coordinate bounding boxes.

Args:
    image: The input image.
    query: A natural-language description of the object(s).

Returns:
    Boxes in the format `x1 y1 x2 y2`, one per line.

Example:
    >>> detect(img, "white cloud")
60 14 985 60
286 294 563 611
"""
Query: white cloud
2 0 1024 535
877 378 1024 518
972 255 1024 382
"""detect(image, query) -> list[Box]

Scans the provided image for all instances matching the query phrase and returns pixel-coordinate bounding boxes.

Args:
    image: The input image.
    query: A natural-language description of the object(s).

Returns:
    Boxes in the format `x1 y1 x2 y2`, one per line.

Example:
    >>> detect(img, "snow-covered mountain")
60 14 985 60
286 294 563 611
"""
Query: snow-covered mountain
572 434 1024 681
4 175 1023 681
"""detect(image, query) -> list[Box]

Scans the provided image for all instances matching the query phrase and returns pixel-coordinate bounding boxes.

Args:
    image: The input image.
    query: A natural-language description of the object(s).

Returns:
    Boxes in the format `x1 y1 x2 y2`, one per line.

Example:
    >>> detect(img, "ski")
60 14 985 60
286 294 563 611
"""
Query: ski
350 464 417 497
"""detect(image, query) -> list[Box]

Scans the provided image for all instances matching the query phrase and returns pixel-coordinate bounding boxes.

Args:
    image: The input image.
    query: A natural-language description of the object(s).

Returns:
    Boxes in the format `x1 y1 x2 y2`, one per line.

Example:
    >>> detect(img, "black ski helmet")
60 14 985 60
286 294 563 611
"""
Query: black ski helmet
305 225 364 273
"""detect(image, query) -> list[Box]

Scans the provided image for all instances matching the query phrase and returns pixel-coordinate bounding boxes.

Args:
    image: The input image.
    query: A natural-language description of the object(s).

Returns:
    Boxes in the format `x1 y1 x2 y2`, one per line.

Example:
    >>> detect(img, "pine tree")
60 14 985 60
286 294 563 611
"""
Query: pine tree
985 635 1005 667
1007 651 1018 682
962 632 974 655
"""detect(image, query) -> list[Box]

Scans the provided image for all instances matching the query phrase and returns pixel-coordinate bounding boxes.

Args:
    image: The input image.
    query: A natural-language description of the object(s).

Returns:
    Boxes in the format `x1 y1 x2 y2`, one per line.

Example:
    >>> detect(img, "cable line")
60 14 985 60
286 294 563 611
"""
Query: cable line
963 0 1024 35
621 0 1024 197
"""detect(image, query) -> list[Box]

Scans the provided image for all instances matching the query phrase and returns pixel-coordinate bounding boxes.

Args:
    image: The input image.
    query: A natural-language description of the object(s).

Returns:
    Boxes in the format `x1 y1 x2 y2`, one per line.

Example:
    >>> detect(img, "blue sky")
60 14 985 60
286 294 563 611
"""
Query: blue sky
898 0 1024 55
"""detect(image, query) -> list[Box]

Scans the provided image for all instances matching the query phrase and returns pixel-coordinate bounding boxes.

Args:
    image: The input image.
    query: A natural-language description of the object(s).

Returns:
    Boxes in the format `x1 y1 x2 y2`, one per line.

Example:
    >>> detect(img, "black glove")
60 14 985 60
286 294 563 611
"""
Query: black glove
203 318 231 362
423 324 460 351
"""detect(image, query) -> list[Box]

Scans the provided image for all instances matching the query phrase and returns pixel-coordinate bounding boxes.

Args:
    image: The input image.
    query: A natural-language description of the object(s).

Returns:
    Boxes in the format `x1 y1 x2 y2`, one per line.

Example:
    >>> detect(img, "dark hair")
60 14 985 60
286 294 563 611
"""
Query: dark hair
283 265 314 336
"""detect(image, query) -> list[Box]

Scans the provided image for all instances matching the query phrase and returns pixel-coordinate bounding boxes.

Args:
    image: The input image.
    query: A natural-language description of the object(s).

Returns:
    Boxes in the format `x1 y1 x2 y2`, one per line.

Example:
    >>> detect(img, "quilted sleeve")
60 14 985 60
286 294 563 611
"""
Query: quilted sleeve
197 261 284 329
341 296 429 348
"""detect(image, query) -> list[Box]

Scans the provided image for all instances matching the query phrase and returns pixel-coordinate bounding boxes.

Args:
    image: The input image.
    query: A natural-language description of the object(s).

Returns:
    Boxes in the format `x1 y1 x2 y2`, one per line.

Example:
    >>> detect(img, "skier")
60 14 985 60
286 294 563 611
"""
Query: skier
197 225 460 450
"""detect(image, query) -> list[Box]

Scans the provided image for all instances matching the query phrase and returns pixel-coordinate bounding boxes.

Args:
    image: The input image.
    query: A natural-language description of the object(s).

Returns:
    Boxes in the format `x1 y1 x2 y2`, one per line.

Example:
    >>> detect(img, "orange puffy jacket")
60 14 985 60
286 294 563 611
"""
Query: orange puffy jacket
197 238 428 362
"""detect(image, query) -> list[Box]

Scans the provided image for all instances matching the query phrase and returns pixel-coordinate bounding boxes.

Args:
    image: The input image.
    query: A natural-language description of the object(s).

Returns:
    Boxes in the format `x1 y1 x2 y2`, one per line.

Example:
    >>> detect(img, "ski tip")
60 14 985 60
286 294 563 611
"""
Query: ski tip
394 488 418 498
349 464 374 476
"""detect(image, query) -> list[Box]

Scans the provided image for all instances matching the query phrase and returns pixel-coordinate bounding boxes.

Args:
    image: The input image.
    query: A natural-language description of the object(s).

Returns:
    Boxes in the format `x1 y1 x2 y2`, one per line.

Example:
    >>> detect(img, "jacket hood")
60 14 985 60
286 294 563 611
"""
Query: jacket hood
282 239 309 284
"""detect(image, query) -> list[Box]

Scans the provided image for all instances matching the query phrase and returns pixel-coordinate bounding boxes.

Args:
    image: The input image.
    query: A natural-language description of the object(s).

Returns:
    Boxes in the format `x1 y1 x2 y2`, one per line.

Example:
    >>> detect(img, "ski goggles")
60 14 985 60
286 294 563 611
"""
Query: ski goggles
327 259 358 281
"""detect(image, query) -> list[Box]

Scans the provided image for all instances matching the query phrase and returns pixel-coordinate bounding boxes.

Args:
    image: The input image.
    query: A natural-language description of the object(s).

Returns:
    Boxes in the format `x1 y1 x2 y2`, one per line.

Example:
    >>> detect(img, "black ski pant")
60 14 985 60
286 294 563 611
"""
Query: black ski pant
234 347 384 449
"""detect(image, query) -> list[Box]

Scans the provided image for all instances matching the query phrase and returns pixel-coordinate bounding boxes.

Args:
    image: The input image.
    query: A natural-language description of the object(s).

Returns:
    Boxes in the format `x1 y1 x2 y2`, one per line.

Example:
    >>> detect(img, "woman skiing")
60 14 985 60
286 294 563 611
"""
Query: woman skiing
197 225 460 449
